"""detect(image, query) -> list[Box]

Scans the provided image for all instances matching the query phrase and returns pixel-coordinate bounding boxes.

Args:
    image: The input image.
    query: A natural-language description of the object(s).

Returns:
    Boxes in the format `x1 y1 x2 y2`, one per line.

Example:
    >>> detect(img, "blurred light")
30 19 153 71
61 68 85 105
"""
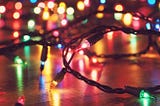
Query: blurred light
50 14 58 22
78 59 85 71
47 1 55 9
91 57 98 63
79 40 90 49
57 7 65 14
61 19 67 26
130 33 137 37
66 7 74 15
105 31 113 40
82 19 88 24
23 35 31 42
77 1 85 11
15 65 23 94
0 6 6 13
27 19 35 31
114 4 124 11
24 46 30 60
30 0 37 4
147 0 156 6
96 5 104 18
0 19 5 28
123 13 132 26
155 24 160 31
6 2 14 10
13 20 21 30
14 56 23 64
67 14 74 21
59 2 66 9
56 44 63 49
154 19 160 31
53 30 59 37
91 69 98 81
132 19 140 30
42 10 50 20
13 31 20 38
139 98 151 106
49 90 60 106
100 0 106 4
114 13 123 20
84 0 90 7
78 50 84 55
13 11 20 19
146 23 151 30
15 2 22 10
129 34 137 53
96 13 104 19
98 5 104 11
17 96 25 105
38 2 45 8
34 7 41 14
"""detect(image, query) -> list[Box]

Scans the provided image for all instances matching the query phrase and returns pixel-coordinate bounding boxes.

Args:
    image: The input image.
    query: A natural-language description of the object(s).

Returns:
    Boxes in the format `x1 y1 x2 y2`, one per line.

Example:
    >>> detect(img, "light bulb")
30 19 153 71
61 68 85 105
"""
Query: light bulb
14 56 23 64
50 68 66 88
40 45 48 71
14 96 25 106
76 32 105 52
139 90 152 99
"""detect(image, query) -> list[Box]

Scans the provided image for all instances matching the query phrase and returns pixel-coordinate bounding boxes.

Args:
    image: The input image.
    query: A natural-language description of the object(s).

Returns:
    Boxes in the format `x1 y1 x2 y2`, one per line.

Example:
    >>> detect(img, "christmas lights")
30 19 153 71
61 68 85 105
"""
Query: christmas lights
57 24 160 98
0 3 159 100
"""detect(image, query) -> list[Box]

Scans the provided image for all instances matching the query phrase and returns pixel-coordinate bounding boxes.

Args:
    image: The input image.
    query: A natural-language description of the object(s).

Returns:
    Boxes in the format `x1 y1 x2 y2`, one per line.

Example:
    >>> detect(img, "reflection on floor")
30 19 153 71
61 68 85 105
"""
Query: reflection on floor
0 44 160 106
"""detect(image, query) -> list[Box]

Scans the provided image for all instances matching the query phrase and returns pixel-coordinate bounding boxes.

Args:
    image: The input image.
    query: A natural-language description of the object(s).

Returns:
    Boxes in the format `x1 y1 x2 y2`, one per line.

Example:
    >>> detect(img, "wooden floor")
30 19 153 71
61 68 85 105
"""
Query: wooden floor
0 44 160 106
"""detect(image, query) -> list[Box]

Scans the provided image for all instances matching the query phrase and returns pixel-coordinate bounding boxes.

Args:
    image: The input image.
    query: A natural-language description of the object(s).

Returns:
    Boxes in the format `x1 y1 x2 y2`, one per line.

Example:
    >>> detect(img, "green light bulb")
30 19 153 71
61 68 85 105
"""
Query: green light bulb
139 90 150 98
14 56 23 64
23 35 31 42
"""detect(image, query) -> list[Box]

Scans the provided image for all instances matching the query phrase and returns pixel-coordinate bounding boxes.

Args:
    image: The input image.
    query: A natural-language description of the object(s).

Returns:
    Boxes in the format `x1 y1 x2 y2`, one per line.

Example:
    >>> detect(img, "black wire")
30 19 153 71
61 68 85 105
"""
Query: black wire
62 25 160 97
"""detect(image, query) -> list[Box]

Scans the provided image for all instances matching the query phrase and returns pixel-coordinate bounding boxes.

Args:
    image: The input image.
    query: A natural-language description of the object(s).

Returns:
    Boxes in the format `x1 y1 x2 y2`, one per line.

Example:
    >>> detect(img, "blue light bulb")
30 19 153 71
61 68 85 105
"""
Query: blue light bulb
30 0 37 3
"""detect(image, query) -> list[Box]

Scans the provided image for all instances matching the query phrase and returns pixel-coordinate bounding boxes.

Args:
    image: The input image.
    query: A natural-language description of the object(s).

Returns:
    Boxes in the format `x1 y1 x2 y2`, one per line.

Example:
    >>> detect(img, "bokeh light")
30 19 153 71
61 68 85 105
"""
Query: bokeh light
0 6 6 13
0 19 5 28
47 1 55 9
114 13 123 20
42 9 50 20
34 7 41 14
30 0 37 4
100 0 106 4
13 11 20 19
66 7 74 15
67 14 74 21
15 2 23 10
38 2 45 8
146 22 151 30
77 1 85 11
57 7 65 14
61 19 68 26
53 30 59 37
59 2 66 9
84 0 90 7
27 19 35 31
123 13 133 26
114 4 124 11
13 31 20 38
147 0 156 6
